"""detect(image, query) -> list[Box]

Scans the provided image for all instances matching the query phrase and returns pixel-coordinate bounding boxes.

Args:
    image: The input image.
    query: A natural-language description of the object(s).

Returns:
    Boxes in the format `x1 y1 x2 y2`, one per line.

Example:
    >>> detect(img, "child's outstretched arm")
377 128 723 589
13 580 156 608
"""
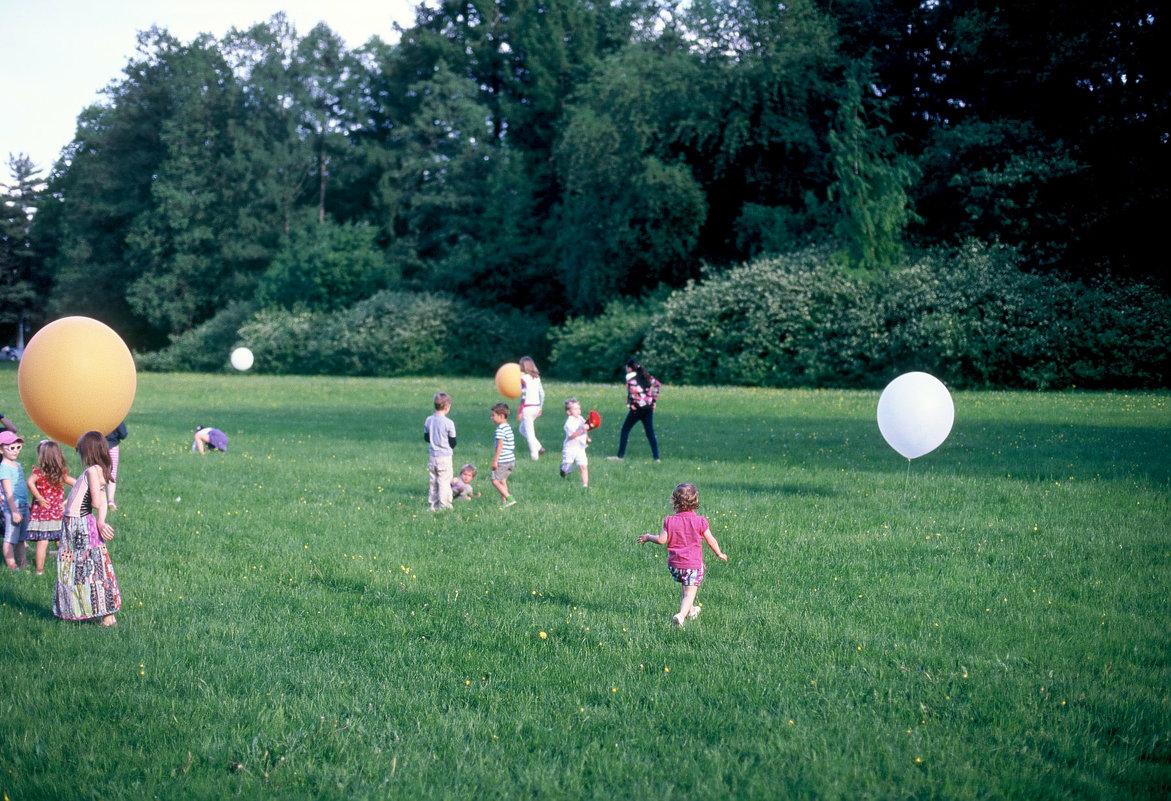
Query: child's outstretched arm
702 528 728 561
637 527 667 545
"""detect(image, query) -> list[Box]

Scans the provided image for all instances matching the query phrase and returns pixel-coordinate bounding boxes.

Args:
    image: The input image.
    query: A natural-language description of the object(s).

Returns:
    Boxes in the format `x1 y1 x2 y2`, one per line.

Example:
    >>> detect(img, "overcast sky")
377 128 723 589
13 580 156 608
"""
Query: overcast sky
0 0 421 178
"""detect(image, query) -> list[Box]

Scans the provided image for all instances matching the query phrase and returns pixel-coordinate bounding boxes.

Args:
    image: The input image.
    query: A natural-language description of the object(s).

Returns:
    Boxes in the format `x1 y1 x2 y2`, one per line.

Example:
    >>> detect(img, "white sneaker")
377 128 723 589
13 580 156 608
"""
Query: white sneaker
687 605 702 620
671 613 685 627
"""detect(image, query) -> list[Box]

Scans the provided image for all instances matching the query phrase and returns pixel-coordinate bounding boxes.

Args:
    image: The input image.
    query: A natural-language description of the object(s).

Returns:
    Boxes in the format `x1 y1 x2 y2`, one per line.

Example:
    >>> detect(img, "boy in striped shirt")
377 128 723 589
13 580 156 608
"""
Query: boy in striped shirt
490 403 517 507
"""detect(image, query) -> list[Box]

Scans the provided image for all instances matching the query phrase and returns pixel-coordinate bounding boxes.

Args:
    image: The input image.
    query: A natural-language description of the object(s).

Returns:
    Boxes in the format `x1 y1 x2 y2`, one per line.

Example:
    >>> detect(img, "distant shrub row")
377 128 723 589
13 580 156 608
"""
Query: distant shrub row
547 243 1171 390
136 291 545 377
139 244 1169 389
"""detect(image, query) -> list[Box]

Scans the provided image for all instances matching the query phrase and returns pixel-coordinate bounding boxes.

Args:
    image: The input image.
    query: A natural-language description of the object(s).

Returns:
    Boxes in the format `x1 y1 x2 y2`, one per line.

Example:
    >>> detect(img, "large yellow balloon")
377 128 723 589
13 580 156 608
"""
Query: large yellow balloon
18 317 137 447
495 362 522 399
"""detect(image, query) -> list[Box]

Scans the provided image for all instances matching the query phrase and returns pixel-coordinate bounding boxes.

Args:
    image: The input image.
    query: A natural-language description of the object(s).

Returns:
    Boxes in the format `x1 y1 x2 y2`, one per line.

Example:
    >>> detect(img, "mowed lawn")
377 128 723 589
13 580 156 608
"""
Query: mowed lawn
0 368 1168 800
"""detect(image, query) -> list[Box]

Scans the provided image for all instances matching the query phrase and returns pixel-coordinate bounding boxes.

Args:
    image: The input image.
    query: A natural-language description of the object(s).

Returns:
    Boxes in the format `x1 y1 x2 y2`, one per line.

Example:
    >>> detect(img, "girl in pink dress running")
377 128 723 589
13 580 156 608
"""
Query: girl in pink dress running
637 482 728 627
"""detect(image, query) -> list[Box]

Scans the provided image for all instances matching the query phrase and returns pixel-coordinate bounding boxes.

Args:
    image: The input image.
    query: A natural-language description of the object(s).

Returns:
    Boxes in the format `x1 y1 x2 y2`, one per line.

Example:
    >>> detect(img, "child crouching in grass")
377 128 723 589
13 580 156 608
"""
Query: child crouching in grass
637 482 728 627
452 463 480 500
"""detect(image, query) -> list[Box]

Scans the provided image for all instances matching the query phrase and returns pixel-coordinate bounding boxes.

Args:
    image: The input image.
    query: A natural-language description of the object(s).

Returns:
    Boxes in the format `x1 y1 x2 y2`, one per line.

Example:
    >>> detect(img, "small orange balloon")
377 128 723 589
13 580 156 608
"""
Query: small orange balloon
18 317 137 447
494 363 522 399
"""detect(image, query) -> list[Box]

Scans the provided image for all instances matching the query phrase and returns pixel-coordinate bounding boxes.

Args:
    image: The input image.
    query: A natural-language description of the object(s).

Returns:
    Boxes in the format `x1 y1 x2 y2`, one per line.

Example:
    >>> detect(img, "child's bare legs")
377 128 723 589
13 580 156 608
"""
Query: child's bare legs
579 465 589 488
492 477 509 502
35 539 50 573
674 584 699 626
3 541 26 570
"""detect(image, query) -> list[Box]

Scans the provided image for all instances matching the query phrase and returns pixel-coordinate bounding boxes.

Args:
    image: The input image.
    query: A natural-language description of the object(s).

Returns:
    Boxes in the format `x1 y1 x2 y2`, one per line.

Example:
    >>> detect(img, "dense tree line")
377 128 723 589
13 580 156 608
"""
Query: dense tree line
2 0 1166 382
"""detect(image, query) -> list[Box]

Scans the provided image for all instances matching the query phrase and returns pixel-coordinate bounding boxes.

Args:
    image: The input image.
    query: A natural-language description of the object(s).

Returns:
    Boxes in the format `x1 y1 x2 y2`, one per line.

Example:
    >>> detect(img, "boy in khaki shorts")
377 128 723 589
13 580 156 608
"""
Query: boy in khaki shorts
490 403 517 507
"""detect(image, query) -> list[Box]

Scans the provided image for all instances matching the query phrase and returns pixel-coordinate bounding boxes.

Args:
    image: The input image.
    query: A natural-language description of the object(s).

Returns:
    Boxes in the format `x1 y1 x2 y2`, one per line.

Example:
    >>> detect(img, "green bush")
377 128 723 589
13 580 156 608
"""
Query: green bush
878 243 1065 388
233 291 547 377
546 295 664 381
1059 275 1171 389
140 245 1169 389
135 300 258 372
642 248 884 387
639 243 1170 389
879 243 1171 389
258 217 397 313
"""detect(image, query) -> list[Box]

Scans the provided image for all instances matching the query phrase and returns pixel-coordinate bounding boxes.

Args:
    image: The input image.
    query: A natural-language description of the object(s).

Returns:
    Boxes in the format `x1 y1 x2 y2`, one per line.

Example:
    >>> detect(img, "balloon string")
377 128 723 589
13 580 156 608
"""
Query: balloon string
904 458 911 502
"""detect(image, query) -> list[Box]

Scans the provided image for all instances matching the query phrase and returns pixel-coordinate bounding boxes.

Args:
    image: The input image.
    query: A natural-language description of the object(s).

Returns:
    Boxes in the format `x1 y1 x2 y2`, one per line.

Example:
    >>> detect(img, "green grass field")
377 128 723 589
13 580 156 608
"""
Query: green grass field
1 368 1168 799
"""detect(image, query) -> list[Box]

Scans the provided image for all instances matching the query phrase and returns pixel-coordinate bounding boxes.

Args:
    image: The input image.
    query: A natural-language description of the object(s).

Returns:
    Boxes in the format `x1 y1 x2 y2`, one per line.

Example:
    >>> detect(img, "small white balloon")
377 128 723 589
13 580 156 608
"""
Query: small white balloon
877 372 954 459
230 347 254 371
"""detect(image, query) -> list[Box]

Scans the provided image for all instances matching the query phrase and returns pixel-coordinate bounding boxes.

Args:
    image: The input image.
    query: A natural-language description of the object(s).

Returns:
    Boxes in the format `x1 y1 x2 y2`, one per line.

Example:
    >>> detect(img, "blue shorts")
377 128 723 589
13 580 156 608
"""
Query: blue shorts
2 502 30 545
669 565 704 587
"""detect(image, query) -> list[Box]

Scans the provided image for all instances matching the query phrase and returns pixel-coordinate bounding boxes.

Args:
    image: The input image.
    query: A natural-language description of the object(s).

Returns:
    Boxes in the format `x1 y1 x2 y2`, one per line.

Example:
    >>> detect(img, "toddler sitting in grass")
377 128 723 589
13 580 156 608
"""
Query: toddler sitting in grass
452 464 480 500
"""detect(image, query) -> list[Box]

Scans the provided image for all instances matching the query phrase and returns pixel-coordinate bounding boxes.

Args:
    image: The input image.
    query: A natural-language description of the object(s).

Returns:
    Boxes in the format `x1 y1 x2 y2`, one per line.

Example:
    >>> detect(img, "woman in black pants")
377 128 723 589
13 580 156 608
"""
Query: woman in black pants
609 360 661 461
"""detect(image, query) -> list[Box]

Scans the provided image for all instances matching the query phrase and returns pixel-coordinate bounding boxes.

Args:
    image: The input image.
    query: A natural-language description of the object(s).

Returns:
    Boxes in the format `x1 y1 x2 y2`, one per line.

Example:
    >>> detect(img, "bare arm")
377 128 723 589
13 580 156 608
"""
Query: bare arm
26 472 46 507
637 527 668 545
492 438 503 470
702 528 728 562
1 477 18 523
89 465 114 541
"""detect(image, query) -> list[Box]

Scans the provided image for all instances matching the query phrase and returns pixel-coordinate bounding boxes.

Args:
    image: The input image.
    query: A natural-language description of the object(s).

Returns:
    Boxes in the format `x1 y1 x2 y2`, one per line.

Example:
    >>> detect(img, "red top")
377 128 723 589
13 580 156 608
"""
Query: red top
29 467 68 522
664 510 710 570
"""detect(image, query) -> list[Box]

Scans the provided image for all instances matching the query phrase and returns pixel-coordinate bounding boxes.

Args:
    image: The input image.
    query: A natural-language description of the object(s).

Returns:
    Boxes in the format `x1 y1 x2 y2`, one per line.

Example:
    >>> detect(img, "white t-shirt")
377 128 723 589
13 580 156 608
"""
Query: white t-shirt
563 414 587 453
521 375 544 409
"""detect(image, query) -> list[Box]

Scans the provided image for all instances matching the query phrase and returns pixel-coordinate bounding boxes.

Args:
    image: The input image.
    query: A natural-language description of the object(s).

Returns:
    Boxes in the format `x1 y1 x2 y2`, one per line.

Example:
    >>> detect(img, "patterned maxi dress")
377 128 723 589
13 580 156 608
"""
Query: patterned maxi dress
53 469 120 620
26 467 66 542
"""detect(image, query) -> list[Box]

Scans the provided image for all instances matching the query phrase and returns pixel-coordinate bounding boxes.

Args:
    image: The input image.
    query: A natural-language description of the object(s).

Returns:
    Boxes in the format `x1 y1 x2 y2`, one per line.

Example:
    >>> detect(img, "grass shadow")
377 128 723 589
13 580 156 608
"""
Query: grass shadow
0 580 56 620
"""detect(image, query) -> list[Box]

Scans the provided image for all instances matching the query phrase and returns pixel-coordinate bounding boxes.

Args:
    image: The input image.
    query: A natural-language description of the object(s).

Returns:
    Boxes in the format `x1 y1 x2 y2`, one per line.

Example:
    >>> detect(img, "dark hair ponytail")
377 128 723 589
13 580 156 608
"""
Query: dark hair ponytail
626 359 651 390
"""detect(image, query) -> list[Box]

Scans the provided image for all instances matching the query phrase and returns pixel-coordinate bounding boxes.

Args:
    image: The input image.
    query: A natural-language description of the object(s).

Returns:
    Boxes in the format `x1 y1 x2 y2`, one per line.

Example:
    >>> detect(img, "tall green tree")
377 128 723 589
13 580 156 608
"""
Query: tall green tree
820 0 1168 280
827 67 919 270
121 32 249 336
40 28 181 347
376 59 497 288
675 0 845 263
258 214 395 312
221 17 315 237
0 155 43 342
553 43 710 312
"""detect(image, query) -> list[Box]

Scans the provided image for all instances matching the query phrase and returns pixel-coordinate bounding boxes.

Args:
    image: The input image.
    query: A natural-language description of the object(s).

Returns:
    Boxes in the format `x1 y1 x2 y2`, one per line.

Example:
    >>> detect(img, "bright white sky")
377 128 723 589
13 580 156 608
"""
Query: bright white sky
0 0 423 177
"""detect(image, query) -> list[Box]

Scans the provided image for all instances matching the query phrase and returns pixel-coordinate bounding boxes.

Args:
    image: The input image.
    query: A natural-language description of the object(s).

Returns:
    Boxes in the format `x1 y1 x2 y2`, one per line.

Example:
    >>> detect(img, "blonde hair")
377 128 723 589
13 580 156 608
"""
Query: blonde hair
460 463 477 478
671 482 699 512
519 356 540 378
563 397 579 412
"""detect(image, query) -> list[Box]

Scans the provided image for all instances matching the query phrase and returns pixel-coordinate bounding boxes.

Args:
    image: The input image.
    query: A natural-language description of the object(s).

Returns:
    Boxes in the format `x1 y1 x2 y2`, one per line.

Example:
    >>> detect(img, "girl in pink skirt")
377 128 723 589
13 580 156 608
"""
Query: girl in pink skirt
53 431 120 627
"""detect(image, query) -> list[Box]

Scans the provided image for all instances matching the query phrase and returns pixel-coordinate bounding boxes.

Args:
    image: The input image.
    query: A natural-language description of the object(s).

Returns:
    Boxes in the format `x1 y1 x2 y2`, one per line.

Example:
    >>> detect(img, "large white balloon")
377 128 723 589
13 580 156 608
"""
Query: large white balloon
230 347 254 371
877 372 954 459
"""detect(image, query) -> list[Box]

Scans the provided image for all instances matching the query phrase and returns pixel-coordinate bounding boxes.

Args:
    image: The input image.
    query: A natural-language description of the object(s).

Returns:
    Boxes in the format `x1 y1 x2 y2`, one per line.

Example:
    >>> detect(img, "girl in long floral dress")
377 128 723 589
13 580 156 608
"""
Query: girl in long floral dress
53 431 120 627
26 439 74 575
